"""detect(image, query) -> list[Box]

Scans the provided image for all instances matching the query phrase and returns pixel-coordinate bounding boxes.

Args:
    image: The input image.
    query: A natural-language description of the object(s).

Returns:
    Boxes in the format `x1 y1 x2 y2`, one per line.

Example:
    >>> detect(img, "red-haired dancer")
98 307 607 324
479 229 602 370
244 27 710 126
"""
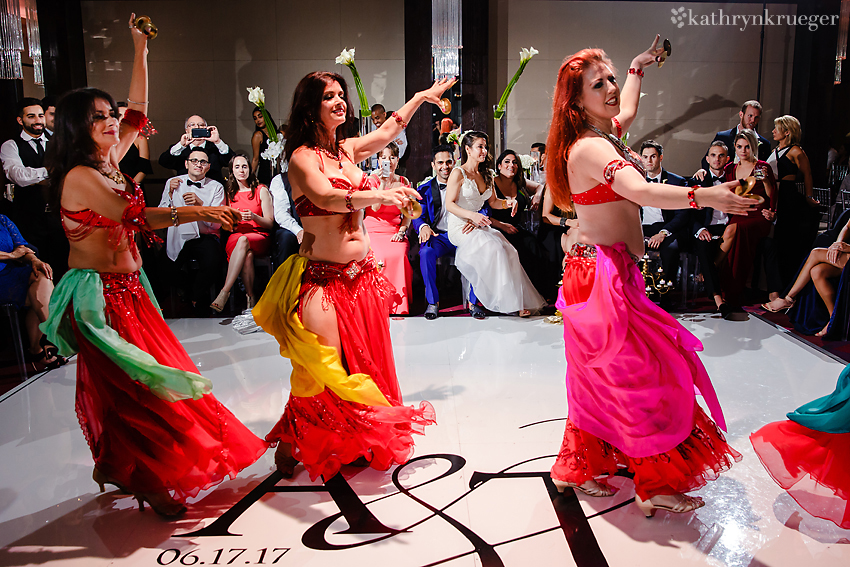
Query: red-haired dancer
254 72 454 481
546 37 754 517
41 16 267 517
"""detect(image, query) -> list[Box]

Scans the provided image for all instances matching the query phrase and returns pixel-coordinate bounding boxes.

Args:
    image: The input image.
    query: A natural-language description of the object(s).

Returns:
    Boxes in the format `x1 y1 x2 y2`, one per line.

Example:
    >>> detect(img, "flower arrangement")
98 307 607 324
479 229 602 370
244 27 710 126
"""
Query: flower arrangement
335 47 370 115
247 86 283 163
493 47 538 120
519 153 534 174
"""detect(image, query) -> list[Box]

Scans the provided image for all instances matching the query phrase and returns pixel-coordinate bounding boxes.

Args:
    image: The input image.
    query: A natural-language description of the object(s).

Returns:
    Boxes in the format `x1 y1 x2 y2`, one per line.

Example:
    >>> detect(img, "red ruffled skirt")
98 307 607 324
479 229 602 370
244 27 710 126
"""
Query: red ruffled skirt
265 253 435 481
553 245 740 499
72 272 268 502
751 420 850 529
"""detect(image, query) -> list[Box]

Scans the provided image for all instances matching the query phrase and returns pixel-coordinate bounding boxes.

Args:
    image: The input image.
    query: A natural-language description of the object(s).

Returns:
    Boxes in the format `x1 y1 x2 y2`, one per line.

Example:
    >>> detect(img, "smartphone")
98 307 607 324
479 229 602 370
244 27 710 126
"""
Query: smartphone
191 127 211 139
530 150 540 161
380 159 391 177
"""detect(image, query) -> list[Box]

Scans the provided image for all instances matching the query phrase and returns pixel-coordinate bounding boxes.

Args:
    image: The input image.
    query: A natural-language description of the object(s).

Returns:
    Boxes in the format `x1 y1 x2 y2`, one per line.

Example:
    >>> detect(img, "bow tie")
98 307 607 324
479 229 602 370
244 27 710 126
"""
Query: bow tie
648 177 660 183
187 180 202 188
438 183 446 190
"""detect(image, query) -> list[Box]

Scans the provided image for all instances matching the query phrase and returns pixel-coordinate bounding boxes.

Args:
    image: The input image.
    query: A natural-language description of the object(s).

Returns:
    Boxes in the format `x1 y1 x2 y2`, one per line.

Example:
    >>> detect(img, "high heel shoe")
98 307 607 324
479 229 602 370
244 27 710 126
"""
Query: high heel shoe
552 478 617 497
210 289 230 312
761 296 795 313
246 295 256 309
274 443 299 479
634 494 704 518
133 492 187 517
92 468 129 494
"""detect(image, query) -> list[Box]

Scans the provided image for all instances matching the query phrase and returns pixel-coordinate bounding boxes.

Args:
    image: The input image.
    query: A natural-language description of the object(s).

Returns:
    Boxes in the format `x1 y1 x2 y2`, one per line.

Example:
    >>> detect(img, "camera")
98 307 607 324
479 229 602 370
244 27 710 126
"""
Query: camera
191 127 211 139
380 159 392 177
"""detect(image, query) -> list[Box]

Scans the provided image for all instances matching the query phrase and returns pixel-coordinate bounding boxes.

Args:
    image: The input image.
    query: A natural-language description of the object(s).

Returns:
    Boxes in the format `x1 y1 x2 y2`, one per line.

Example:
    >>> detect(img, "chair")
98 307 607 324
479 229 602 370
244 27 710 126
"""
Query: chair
1 304 28 381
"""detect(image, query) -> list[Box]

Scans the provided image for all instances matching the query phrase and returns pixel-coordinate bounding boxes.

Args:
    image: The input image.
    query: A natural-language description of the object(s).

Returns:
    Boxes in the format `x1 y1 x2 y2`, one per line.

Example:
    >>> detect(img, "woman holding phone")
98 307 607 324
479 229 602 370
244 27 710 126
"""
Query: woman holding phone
364 142 413 314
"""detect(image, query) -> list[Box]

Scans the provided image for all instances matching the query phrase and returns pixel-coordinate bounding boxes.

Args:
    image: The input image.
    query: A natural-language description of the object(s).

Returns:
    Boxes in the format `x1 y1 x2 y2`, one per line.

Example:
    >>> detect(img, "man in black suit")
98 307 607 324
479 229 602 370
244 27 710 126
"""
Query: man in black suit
158 114 235 183
688 141 732 315
639 140 691 285
702 100 769 169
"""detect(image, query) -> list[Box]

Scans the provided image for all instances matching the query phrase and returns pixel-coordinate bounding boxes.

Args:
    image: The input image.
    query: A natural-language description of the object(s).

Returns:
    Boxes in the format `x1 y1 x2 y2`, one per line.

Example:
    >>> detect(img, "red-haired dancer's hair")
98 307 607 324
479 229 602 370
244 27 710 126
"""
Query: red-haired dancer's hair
546 49 615 210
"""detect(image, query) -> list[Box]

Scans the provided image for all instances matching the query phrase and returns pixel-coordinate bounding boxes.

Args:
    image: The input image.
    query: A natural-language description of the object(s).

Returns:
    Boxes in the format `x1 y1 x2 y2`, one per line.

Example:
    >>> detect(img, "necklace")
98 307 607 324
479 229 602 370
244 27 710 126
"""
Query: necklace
100 168 126 185
584 122 646 176
317 146 347 170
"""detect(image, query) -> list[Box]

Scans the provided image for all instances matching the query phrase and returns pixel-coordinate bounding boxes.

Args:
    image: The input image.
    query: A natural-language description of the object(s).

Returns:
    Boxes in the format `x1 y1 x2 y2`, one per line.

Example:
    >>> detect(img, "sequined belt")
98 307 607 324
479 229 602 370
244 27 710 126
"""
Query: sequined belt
566 243 597 259
304 251 377 284
100 271 145 295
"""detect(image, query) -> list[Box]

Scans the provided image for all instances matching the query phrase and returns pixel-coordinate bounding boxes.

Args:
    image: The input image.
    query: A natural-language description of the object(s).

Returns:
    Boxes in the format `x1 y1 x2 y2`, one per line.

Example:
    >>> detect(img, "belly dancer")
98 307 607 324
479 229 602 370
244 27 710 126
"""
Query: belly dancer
41 16 267 517
254 72 453 481
546 37 753 517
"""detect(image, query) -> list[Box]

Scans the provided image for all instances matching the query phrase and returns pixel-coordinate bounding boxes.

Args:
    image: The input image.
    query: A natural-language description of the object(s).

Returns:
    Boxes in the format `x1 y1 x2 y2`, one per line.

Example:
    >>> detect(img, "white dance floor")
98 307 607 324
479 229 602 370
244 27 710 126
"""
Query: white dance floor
0 312 848 567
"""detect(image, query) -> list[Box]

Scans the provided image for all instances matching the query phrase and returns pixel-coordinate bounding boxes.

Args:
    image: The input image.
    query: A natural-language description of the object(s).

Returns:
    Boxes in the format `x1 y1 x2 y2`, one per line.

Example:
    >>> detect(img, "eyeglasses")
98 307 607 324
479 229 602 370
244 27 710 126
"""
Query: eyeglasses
186 123 206 129
187 158 210 166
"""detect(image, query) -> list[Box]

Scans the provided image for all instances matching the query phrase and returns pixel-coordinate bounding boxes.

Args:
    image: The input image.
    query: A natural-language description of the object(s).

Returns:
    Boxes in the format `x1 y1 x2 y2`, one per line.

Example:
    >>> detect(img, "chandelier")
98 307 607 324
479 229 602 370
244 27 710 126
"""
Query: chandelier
0 0 43 85
432 0 462 80
837 0 849 84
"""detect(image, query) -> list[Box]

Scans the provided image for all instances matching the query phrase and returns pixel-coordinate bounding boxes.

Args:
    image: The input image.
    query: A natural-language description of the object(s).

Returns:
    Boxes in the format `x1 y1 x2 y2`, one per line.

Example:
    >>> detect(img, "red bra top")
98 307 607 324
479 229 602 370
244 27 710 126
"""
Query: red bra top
60 175 155 259
571 160 639 206
293 146 373 217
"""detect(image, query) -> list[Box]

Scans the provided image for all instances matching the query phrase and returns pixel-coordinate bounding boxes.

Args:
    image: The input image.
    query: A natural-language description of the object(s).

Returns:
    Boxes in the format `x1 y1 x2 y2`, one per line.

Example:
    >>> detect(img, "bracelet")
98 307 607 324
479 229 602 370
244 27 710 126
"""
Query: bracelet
559 217 567 227
628 67 644 77
391 111 407 129
687 186 703 210
344 188 356 212
170 205 179 226
127 98 149 105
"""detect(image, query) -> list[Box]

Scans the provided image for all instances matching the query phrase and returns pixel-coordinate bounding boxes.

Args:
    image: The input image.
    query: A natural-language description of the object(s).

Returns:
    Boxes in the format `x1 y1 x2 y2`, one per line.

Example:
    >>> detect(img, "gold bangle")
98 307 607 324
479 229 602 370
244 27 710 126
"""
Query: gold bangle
171 205 179 226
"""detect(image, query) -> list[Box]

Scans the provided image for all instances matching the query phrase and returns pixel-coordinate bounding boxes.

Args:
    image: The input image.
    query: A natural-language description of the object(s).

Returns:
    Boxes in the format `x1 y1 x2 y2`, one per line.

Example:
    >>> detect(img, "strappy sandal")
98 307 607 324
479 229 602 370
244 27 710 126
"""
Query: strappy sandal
635 494 705 518
39 336 67 367
210 289 230 312
552 478 618 497
26 348 63 370
761 296 794 313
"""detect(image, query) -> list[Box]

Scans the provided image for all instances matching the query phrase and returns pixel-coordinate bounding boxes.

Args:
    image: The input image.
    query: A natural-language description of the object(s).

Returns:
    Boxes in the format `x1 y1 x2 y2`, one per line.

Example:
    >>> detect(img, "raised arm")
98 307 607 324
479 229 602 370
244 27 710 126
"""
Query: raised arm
343 78 456 164
114 13 149 163
288 148 419 213
615 35 664 134
573 138 756 215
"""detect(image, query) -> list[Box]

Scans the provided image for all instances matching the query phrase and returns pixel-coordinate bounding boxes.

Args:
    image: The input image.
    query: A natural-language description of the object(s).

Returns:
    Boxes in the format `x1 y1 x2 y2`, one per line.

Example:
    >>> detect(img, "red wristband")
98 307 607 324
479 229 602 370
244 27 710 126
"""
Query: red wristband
628 67 644 77
687 186 703 210
391 111 407 129
344 187 357 212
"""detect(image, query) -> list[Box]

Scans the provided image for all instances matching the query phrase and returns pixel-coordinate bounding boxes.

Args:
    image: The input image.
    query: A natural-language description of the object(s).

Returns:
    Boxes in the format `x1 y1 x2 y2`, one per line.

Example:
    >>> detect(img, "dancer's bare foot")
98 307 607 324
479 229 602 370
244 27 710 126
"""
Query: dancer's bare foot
635 493 704 518
274 443 298 478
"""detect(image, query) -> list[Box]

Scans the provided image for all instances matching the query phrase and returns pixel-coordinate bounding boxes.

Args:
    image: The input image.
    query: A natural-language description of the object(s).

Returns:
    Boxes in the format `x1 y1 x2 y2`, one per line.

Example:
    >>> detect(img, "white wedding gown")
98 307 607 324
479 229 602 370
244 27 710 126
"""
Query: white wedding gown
447 168 545 314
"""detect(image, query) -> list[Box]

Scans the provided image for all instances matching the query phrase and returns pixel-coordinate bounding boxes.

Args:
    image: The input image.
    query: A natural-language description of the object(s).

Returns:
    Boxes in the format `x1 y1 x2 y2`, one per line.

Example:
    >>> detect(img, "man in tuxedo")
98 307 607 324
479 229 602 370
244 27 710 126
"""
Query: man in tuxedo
158 114 235 183
640 140 691 285
0 97 68 277
688 141 734 315
702 100 769 169
268 170 302 268
158 149 225 314
412 145 480 319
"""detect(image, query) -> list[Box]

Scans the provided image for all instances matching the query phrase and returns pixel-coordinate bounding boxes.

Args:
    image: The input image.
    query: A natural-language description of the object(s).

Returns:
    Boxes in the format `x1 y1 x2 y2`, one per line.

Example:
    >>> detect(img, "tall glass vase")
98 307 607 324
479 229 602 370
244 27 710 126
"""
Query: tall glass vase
358 111 374 170
493 104 507 156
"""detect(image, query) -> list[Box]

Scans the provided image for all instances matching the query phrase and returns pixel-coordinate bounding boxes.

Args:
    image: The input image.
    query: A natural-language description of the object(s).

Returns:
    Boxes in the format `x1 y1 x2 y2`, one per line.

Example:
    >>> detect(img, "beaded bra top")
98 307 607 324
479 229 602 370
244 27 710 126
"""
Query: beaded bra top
293 147 370 217
571 122 646 206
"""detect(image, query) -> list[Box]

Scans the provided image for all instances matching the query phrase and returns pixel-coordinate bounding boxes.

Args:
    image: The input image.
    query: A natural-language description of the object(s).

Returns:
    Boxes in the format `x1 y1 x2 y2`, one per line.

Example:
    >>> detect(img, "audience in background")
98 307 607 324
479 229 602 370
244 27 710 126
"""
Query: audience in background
703 100 770 169
1 97 68 278
159 114 235 183
158 148 225 315
41 96 56 136
251 106 284 186
212 153 274 311
365 142 413 314
371 103 408 158
268 170 302 268
116 102 153 187
639 140 689 283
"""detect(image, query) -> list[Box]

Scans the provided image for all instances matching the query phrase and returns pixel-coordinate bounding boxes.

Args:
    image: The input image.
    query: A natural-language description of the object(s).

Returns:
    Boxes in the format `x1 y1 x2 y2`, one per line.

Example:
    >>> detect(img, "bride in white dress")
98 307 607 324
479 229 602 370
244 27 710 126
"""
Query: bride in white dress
445 131 546 316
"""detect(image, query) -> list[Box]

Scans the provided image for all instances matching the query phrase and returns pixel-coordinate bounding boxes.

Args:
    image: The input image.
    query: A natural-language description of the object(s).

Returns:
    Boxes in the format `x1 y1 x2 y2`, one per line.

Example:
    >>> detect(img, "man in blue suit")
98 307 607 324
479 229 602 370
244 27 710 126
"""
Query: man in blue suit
412 145 480 319
701 100 769 169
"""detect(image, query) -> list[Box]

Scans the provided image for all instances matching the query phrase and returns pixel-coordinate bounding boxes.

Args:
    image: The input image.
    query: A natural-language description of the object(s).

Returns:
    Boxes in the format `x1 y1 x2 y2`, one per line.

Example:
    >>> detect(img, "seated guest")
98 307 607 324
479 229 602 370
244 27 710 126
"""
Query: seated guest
702 100 770 169
116 102 153 187
251 106 284 187
690 141 732 313
365 142 413 315
158 114 234 183
763 213 850 337
268 170 302 269
765 115 820 299
1 97 68 278
413 145 470 320
717 129 777 310
491 149 555 299
158 149 225 314
0 214 65 368
212 153 274 311
639 140 690 281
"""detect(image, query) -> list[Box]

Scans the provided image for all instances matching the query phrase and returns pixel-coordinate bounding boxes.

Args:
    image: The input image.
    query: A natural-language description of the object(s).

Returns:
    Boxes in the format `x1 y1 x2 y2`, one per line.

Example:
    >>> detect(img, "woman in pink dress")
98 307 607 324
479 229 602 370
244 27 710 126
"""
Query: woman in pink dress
212 152 274 311
546 37 754 517
364 142 413 314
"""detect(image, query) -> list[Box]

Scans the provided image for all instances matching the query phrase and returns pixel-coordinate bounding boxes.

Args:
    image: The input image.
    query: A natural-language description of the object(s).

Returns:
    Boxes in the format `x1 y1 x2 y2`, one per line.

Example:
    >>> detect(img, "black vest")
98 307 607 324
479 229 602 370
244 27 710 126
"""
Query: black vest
11 134 50 219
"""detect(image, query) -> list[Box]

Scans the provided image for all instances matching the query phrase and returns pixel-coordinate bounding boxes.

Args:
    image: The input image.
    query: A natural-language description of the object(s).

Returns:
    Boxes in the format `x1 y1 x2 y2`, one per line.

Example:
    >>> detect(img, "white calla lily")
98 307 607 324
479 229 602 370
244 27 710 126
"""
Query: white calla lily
335 48 356 66
246 86 265 106
519 46 538 63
